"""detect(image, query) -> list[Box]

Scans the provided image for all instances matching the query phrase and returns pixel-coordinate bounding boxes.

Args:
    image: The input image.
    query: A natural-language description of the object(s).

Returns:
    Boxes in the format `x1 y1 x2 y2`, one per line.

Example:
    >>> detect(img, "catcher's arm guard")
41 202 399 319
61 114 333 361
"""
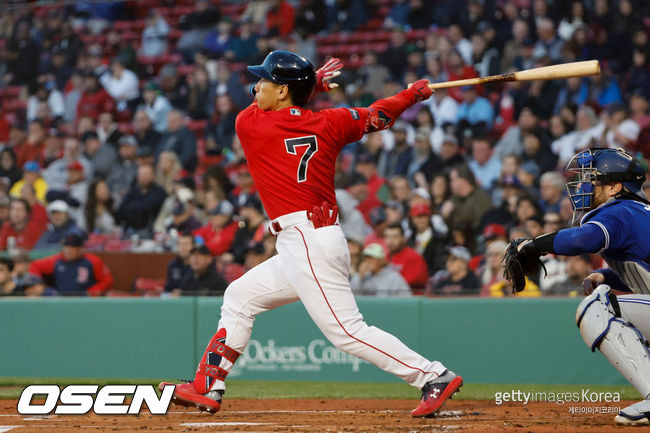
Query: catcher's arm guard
502 237 550 293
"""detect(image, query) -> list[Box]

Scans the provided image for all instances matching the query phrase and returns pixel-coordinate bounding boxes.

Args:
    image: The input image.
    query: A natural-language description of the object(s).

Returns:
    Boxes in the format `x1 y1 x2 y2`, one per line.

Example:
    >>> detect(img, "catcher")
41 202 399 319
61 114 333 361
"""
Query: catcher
503 148 650 426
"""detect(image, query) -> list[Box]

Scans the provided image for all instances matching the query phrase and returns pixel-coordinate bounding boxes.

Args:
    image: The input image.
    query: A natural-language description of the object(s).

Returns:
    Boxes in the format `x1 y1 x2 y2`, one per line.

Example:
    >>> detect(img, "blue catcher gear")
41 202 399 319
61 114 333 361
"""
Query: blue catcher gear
566 148 647 222
247 50 317 108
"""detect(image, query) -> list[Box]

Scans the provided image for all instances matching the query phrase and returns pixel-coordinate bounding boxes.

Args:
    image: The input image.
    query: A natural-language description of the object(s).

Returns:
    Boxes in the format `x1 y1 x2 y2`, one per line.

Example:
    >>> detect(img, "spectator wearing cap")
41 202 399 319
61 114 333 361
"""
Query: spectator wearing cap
408 203 448 276
76 72 115 121
117 164 167 239
457 85 494 134
82 131 118 180
42 137 93 191
193 200 238 256
28 230 114 296
159 64 190 109
178 244 228 295
139 82 172 133
97 112 123 150
47 161 89 223
517 161 541 194
15 121 47 169
140 9 170 58
441 165 492 232
106 135 139 206
384 224 429 293
133 110 163 155
354 152 388 224
136 146 156 167
34 200 81 250
83 179 117 235
350 243 412 297
378 122 413 179
230 196 267 265
426 246 480 296
10 162 48 203
538 172 566 214
244 240 271 271
438 135 465 173
0 148 22 188
164 232 194 294
494 106 539 161
98 57 139 111
467 135 501 191
168 200 202 234
157 110 198 172
0 198 46 250
0 257 16 296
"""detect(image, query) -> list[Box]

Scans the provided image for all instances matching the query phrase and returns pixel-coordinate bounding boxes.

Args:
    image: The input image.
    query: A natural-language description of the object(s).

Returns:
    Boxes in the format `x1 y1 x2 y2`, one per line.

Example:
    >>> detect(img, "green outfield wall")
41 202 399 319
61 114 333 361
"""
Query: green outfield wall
0 297 623 385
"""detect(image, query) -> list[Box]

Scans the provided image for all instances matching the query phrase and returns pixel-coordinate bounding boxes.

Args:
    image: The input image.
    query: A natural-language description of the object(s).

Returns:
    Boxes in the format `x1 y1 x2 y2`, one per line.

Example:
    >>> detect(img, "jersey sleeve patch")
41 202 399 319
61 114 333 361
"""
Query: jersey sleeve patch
347 108 360 120
290 108 301 116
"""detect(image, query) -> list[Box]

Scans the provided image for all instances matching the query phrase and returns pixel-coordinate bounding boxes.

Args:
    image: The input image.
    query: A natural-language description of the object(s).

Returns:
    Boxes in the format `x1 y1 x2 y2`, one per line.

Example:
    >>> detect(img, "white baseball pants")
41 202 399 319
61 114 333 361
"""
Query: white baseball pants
213 211 446 390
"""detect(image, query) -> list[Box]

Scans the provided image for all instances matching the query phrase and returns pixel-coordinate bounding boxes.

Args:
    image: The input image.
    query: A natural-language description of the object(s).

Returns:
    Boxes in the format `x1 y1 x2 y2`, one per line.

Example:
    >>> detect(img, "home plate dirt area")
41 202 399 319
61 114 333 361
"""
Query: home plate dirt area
0 398 637 432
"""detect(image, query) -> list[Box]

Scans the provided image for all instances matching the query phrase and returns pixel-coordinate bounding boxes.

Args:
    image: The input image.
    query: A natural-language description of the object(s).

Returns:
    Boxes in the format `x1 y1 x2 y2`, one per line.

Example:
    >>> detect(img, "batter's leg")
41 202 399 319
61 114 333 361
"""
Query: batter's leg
275 223 459 417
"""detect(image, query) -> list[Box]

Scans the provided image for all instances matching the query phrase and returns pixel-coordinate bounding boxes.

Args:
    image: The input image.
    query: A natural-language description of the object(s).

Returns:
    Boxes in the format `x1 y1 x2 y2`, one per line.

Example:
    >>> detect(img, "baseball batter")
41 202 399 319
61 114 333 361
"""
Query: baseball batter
507 148 650 426
159 51 463 417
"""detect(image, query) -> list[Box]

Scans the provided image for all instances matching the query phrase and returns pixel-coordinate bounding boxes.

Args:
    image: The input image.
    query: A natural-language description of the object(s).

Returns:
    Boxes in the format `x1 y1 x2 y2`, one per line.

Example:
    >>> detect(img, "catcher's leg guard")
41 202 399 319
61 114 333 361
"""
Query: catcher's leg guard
576 285 650 399
194 328 240 393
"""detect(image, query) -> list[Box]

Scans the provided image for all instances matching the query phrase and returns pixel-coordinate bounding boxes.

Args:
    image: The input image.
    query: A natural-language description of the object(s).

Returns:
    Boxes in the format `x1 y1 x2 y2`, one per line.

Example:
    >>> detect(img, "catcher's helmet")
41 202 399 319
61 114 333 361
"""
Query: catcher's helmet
566 148 647 217
247 50 316 107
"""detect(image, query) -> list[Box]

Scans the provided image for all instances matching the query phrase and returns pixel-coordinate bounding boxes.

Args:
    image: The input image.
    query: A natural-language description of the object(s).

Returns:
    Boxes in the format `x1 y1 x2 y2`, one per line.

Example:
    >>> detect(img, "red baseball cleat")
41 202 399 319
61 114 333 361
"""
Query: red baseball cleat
411 371 463 417
159 381 222 414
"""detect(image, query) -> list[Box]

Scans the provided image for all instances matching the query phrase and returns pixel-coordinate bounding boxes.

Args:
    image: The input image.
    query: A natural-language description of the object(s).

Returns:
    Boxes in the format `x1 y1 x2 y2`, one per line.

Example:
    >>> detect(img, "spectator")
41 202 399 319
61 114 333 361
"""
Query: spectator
155 151 182 195
336 189 372 244
424 86 458 137
177 0 221 62
40 129 64 169
441 165 492 231
18 183 46 228
43 137 93 191
140 9 170 58
27 84 64 123
213 61 248 110
205 95 237 156
384 223 428 293
364 206 388 248
0 198 46 250
354 154 388 223
204 19 233 58
494 106 539 161
139 82 172 134
602 102 641 149
106 135 139 206
159 64 189 109
153 182 195 235
539 172 566 214
230 196 267 265
521 130 557 174
34 201 81 250
45 161 89 224
457 86 494 133
501 19 529 71
76 72 115 121
408 131 442 184
98 56 139 111
168 200 202 234
266 0 295 36
178 244 228 295
132 109 162 154
193 200 238 257
16 273 55 297
117 164 167 238
350 243 412 297
158 110 198 172
0 149 22 188
378 122 412 179
0 257 17 296
83 179 116 235
164 232 194 294
28 231 114 296
379 28 409 81
96 112 123 149
467 135 501 190
229 166 258 210
426 246 480 296
186 67 213 120
10 162 47 203
533 18 564 63
408 203 448 276
229 17 259 63
82 131 118 180
15 121 47 168
447 48 480 103
357 51 391 100
438 135 466 172
4 21 40 86
479 240 507 296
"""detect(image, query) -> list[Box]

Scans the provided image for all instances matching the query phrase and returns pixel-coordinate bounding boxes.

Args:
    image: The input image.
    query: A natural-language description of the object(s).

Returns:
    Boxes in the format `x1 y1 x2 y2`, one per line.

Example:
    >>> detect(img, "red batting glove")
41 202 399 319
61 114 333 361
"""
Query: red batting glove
315 58 343 93
308 202 339 228
408 79 433 102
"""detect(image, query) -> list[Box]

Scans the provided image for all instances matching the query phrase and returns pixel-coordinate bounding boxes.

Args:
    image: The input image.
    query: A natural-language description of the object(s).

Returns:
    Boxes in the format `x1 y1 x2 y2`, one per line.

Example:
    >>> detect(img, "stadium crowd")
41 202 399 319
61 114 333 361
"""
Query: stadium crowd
0 0 648 297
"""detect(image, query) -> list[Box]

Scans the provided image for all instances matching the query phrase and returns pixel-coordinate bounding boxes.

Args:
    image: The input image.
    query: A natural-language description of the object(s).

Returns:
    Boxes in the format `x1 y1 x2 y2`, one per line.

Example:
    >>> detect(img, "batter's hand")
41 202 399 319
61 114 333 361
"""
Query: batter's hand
309 202 339 229
315 58 343 93
582 272 605 295
408 79 433 102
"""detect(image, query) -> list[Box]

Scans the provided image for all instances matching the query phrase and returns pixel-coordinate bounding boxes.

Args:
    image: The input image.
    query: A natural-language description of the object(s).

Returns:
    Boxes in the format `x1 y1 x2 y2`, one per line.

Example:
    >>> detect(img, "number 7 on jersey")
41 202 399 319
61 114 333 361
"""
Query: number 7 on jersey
285 135 318 183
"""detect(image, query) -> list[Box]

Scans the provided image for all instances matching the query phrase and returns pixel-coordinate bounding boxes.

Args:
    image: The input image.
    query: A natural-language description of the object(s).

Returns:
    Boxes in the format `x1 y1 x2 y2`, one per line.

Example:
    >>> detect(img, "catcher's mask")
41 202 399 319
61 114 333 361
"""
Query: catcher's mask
566 148 647 223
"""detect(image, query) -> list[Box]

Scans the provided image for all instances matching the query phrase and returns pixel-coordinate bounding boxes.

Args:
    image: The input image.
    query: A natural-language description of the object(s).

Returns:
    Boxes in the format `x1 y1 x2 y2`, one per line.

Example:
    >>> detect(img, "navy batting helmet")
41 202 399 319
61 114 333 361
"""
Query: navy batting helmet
566 148 647 216
247 50 316 107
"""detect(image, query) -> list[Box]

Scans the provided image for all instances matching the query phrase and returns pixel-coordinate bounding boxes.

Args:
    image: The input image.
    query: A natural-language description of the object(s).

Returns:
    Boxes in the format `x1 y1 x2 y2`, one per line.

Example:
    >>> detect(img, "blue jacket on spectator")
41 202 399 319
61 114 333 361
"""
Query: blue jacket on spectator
457 96 494 129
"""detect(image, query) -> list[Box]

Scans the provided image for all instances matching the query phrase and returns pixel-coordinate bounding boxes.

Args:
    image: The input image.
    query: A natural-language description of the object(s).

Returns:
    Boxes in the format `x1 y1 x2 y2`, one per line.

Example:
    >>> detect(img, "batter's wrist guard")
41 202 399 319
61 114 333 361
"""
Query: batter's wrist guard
194 329 240 393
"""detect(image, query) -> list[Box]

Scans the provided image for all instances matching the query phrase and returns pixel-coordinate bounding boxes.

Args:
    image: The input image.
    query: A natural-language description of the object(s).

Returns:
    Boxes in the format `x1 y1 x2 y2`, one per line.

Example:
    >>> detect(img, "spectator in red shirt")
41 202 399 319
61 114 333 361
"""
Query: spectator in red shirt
15 121 47 168
266 0 295 36
384 223 429 293
28 231 114 296
193 200 239 257
76 72 115 120
355 152 389 223
0 198 46 250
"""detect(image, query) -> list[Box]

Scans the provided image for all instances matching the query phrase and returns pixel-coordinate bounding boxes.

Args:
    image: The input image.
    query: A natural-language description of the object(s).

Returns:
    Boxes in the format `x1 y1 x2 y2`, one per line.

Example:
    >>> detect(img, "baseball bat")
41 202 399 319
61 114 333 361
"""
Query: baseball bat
427 60 600 90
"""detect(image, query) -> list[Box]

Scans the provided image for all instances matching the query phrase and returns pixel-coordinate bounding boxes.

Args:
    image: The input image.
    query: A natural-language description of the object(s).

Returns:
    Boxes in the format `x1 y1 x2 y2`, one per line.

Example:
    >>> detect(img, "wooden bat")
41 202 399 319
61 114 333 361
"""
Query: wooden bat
427 60 600 90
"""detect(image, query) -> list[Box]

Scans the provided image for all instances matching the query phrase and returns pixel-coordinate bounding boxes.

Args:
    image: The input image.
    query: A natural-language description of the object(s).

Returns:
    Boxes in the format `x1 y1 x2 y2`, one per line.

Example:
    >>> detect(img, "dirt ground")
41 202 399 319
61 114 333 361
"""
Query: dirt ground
0 398 638 432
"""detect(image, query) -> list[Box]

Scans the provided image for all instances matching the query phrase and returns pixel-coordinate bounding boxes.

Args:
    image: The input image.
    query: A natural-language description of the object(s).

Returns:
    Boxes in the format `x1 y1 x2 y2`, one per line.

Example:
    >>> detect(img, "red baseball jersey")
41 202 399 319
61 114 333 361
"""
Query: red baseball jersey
236 103 370 220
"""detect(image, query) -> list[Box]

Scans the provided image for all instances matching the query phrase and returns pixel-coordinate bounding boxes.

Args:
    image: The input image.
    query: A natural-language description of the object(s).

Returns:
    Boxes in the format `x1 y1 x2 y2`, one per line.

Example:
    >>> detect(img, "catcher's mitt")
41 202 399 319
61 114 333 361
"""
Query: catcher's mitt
502 238 547 293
